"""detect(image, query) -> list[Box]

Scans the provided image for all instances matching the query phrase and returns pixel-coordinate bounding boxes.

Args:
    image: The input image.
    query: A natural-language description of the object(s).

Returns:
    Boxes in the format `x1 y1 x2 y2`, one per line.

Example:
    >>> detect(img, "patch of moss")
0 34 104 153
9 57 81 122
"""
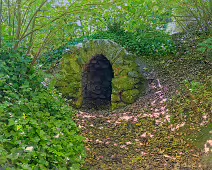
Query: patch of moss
112 76 138 91
111 94 120 102
201 153 212 169
75 95 83 108
122 89 140 104
128 71 140 78
187 123 212 149
64 57 82 73
112 102 126 110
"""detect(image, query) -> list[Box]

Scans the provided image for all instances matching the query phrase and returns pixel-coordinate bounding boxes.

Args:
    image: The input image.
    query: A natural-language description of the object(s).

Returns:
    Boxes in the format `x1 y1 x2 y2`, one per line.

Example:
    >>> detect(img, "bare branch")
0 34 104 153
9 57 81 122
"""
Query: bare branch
20 0 48 40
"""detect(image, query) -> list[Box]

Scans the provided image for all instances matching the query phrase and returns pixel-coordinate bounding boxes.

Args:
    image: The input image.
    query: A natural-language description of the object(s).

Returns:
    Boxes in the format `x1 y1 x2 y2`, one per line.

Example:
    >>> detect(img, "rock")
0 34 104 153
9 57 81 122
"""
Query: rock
128 71 140 78
112 94 120 102
121 89 140 104
112 77 138 91
112 102 126 110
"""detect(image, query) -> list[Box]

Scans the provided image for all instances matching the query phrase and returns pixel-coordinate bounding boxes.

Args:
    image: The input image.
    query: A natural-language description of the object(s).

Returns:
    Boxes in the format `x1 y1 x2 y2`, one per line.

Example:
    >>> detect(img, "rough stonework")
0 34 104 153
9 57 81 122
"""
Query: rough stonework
82 54 114 110
55 39 146 110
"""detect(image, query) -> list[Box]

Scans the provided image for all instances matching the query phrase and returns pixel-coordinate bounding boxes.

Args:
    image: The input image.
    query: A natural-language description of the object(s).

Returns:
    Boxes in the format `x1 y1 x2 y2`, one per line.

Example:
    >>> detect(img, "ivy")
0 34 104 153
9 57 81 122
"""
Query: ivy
0 50 86 169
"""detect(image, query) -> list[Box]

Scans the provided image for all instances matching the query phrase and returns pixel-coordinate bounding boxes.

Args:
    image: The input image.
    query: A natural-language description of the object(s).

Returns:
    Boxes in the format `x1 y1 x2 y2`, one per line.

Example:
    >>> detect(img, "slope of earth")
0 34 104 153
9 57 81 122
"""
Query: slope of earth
74 56 212 170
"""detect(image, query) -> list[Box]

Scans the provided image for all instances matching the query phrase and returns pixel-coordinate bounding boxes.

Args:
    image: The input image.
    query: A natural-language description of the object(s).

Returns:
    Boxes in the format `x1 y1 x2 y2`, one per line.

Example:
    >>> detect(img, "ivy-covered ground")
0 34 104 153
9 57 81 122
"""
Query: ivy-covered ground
74 55 212 169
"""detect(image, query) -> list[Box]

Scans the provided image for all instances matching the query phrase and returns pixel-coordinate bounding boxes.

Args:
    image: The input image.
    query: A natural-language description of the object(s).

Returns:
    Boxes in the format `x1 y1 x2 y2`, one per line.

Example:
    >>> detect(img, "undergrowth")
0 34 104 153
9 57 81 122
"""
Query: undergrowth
0 51 86 169
169 78 211 126
39 29 176 70
168 76 212 168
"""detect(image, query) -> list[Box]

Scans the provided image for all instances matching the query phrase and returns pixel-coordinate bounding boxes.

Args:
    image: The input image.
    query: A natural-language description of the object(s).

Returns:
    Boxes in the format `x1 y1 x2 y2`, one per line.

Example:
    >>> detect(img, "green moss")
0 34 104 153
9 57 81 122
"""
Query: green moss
112 76 139 91
111 94 120 102
187 123 212 149
113 57 124 65
122 89 140 104
55 39 145 110
56 80 81 99
118 66 132 76
65 74 81 82
112 102 126 110
66 59 81 73
112 88 120 95
75 96 83 108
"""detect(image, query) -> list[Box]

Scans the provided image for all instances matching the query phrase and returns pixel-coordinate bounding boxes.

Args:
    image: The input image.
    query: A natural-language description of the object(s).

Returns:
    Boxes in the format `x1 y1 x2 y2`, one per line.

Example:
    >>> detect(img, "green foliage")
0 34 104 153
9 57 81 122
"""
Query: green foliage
0 51 86 169
100 0 173 32
121 89 140 104
42 29 176 69
0 0 175 67
89 30 176 56
197 37 212 60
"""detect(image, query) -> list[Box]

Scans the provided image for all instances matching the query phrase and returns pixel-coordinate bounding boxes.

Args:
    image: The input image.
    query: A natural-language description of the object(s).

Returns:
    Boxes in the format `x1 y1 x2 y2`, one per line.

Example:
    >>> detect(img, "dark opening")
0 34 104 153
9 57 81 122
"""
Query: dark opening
82 54 114 110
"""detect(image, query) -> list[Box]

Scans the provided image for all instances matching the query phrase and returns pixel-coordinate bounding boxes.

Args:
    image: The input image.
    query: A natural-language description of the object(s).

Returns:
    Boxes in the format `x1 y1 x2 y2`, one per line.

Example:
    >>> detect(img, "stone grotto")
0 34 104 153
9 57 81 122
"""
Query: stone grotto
55 39 146 110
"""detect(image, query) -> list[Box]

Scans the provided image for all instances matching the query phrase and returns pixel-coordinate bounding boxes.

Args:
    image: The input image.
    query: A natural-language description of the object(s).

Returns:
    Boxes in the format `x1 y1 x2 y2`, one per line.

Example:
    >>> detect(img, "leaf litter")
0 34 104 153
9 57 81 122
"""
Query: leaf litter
74 56 211 170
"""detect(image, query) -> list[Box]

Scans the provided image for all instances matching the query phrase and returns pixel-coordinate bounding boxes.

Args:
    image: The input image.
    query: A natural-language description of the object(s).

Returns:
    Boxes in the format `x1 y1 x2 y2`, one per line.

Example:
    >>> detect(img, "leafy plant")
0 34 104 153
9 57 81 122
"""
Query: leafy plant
0 0 176 68
0 50 86 169
82 30 176 57
197 37 212 60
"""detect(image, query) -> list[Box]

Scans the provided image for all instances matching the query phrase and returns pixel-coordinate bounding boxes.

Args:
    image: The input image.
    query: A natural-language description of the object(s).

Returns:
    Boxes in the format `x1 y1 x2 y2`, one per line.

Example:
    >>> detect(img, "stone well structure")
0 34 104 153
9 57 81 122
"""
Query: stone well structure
55 39 146 110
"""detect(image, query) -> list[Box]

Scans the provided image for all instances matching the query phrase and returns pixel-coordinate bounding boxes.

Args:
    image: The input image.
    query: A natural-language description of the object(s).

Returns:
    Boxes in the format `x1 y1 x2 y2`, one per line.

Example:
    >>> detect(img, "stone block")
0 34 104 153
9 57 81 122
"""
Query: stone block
121 89 140 104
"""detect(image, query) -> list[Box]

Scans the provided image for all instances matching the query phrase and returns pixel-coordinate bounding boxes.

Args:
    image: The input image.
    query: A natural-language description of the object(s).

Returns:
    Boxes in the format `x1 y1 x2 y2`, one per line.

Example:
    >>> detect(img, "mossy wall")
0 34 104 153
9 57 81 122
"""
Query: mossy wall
55 39 146 110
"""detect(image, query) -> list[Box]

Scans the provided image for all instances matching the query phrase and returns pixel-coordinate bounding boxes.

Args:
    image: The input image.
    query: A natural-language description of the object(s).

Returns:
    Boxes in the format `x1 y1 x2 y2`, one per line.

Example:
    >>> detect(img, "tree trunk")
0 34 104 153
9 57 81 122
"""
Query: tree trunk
14 0 22 50
27 17 36 55
7 0 11 36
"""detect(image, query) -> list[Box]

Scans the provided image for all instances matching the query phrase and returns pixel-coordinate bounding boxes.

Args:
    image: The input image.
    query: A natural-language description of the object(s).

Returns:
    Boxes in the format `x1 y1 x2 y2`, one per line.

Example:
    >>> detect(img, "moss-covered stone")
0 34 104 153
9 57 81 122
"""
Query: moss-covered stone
111 94 120 102
112 76 140 91
112 102 127 110
55 39 146 110
75 95 83 108
128 71 140 78
122 89 140 104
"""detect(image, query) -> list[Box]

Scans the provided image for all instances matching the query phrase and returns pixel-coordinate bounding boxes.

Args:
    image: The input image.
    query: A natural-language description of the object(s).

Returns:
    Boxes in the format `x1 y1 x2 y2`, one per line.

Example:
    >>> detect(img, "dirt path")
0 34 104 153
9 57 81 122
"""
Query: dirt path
74 57 211 170
75 80 201 169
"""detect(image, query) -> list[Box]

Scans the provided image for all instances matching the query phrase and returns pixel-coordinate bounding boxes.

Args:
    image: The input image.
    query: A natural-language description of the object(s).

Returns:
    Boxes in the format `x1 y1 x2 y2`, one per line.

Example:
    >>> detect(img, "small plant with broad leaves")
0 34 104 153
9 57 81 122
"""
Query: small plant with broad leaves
0 50 86 169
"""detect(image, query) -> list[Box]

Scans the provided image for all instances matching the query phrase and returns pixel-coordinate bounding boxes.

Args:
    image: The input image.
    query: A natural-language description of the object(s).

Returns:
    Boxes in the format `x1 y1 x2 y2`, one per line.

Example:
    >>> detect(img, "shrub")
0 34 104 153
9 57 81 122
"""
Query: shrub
0 51 86 169
88 30 176 57
197 37 212 61
40 29 176 70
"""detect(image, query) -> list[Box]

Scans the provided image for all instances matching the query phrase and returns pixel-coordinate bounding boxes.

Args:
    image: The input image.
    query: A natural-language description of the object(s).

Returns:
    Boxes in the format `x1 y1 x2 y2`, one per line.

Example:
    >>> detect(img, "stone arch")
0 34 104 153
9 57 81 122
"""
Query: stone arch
55 39 146 110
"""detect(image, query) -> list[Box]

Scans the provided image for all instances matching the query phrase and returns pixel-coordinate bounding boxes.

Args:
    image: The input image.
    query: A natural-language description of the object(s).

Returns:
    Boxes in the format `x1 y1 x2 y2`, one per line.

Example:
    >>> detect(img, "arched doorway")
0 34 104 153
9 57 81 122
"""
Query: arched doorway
55 39 145 110
82 54 114 110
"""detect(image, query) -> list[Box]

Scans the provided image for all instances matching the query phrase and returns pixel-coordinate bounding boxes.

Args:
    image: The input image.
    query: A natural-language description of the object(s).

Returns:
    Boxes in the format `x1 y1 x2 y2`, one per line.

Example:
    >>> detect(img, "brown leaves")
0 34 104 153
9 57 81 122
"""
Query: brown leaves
74 56 212 169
